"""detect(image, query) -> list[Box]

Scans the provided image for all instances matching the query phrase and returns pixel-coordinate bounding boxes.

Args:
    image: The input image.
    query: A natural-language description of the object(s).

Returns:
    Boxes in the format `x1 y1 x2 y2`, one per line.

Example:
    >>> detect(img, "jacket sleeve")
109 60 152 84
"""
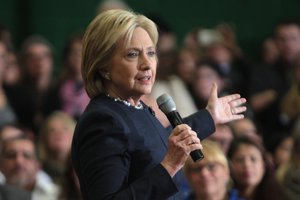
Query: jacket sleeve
72 109 178 200
183 109 216 140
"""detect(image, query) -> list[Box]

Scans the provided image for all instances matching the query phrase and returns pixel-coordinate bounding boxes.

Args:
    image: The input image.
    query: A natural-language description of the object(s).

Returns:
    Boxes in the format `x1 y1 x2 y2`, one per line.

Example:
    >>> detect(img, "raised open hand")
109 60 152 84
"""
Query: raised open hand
206 83 247 124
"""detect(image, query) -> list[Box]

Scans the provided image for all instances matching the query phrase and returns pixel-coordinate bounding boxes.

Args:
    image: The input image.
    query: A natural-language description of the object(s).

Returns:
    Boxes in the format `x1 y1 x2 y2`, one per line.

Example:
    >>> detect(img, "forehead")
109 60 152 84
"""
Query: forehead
4 139 35 152
26 43 51 54
117 27 154 50
235 143 262 156
277 25 300 36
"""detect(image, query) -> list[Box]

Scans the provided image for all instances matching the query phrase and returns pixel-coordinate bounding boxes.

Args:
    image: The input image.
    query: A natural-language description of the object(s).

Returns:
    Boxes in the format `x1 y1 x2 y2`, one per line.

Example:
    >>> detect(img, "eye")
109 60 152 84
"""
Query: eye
147 50 156 57
127 50 139 58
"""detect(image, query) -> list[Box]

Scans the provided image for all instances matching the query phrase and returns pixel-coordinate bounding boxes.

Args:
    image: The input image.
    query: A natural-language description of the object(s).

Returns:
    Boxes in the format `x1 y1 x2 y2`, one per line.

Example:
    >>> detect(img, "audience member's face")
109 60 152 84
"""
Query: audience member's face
46 117 74 158
4 52 20 85
0 139 39 189
262 38 279 65
158 33 176 53
0 126 23 142
274 136 294 167
209 125 233 153
230 118 261 143
193 65 222 100
25 43 53 78
67 39 82 75
107 27 157 99
276 24 300 62
176 50 196 83
207 43 232 65
187 158 229 198
0 42 7 76
230 144 265 189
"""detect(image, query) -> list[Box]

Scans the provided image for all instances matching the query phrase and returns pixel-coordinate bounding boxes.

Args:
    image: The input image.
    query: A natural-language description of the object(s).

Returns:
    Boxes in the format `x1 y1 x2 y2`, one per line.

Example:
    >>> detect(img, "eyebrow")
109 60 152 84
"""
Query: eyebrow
128 46 155 51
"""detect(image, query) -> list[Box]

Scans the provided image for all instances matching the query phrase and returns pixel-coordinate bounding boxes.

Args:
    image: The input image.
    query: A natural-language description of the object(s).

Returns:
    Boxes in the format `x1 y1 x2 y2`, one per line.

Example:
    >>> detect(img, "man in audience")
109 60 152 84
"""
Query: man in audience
0 134 60 200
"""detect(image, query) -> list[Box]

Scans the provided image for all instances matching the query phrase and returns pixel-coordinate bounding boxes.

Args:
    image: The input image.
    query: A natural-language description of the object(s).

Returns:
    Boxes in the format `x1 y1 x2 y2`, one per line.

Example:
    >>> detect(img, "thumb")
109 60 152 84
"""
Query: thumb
209 82 218 100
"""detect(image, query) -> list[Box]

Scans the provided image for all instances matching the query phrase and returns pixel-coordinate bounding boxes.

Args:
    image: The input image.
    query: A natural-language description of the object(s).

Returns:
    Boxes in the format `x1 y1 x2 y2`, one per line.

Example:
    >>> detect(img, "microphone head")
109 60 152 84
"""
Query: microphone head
156 93 176 114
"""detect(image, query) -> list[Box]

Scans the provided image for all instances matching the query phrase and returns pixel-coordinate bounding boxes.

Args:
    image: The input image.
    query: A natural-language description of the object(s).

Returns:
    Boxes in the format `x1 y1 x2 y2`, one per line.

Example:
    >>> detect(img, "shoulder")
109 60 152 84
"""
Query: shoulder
78 95 130 129
0 184 32 200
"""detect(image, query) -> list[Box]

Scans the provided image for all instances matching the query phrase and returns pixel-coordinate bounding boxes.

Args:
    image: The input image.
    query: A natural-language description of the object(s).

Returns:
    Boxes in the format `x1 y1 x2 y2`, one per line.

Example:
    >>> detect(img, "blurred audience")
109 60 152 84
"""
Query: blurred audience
0 134 60 200
267 132 293 170
0 40 17 126
58 154 82 200
184 140 242 200
249 19 300 136
227 136 285 200
276 120 300 199
43 33 89 120
38 111 76 184
208 124 234 154
5 35 54 133
191 60 228 109
229 117 262 144
260 37 280 66
280 55 300 126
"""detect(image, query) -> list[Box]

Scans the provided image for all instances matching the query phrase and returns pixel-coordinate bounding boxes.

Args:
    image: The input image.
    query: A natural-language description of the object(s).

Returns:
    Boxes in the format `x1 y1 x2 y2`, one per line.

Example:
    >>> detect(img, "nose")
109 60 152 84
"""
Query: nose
15 154 25 165
199 166 211 177
139 52 151 70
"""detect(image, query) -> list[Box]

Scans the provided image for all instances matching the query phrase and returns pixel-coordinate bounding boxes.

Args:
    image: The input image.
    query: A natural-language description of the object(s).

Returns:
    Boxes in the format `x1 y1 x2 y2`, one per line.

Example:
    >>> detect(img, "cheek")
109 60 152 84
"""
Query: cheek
231 165 243 177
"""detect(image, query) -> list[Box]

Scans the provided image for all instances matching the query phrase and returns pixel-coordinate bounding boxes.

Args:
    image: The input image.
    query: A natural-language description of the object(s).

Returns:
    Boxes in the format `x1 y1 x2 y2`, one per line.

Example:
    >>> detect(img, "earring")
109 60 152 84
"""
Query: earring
104 73 111 80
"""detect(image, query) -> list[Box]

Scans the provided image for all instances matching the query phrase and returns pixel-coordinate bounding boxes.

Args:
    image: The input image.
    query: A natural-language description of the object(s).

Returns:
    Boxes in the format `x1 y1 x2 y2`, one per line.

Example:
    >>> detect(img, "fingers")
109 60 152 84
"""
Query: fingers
171 125 201 147
231 105 247 115
210 82 218 99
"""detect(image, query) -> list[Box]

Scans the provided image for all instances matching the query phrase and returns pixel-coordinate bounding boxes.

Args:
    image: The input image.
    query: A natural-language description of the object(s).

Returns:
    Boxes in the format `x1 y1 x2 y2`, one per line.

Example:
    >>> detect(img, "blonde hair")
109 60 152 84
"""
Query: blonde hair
82 9 158 98
184 140 229 174
38 111 76 160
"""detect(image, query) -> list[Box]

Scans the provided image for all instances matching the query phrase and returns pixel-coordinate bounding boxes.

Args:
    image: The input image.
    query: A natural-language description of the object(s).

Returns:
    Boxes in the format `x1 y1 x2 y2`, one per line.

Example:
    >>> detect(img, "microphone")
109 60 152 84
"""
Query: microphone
156 93 204 162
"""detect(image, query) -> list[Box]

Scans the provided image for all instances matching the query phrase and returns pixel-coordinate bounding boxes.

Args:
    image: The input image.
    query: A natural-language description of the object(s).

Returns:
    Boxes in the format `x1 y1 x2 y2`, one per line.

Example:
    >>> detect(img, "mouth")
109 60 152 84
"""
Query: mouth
137 75 151 81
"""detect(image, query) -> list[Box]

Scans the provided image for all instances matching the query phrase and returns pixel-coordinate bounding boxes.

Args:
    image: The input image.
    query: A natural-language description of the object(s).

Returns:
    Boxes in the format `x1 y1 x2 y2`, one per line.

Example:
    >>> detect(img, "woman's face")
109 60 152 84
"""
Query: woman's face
67 39 82 75
46 117 74 157
230 144 265 189
193 65 222 100
187 158 229 198
107 27 157 100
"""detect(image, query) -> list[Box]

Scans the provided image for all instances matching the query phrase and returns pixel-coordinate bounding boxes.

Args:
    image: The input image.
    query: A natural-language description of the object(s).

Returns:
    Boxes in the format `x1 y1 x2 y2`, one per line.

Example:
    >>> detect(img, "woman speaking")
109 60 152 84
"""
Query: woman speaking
71 9 246 200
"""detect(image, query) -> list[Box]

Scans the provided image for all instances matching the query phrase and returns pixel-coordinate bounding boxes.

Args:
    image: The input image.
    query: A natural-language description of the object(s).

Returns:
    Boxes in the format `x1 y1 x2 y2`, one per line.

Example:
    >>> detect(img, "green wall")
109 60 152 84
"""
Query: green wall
1 0 300 70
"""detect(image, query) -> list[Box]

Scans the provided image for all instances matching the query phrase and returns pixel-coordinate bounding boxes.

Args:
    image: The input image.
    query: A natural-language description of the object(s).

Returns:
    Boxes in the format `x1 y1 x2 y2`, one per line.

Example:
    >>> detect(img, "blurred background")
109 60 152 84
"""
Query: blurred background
1 0 300 71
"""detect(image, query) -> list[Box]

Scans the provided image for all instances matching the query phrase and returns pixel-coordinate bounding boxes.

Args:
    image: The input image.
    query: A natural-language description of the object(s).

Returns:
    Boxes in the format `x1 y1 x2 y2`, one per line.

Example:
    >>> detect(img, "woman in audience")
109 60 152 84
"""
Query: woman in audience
43 33 89 120
184 140 243 200
38 111 76 184
228 136 285 200
191 60 228 109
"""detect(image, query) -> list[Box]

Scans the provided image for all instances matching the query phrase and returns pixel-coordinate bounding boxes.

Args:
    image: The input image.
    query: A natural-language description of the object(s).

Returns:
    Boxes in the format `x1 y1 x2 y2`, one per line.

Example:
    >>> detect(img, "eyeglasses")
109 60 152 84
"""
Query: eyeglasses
188 162 222 173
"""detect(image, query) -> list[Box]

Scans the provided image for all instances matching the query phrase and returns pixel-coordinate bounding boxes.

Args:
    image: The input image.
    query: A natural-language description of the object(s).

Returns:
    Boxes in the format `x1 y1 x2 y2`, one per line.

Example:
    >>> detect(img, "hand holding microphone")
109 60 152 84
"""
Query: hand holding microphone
157 94 204 163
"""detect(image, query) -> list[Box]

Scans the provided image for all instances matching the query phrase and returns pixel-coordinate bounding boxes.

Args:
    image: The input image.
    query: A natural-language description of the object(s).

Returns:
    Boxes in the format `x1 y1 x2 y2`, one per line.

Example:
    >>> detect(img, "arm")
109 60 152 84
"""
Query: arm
73 110 177 200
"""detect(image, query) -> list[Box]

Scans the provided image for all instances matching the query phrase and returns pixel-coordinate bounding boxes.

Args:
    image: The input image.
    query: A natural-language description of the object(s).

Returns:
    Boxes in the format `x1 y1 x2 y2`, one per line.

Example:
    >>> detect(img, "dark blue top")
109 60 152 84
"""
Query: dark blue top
185 189 245 200
71 94 215 200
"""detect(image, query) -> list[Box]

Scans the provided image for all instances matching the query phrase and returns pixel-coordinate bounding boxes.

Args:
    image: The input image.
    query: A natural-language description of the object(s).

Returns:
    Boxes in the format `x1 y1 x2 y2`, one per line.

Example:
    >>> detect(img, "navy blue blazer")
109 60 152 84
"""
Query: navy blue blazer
71 94 215 200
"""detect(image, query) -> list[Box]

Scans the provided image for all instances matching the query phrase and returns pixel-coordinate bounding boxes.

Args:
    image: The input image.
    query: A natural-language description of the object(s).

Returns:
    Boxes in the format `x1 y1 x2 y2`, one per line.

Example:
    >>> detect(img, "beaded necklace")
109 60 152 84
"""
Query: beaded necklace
106 94 144 109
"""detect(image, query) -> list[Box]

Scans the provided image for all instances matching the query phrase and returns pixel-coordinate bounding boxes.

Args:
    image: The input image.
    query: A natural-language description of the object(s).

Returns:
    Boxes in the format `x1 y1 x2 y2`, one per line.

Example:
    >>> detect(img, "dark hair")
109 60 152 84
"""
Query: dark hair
196 60 226 78
227 136 285 200
62 32 83 64
274 18 300 37
59 154 82 200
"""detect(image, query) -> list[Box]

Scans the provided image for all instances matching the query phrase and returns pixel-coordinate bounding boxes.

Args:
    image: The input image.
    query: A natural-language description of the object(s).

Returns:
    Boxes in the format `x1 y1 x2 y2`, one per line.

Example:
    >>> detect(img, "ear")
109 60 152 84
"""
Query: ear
99 68 111 80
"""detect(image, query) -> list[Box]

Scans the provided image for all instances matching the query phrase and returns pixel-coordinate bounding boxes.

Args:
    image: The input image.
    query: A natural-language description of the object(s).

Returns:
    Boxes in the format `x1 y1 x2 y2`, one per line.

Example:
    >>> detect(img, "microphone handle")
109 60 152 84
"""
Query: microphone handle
166 112 204 162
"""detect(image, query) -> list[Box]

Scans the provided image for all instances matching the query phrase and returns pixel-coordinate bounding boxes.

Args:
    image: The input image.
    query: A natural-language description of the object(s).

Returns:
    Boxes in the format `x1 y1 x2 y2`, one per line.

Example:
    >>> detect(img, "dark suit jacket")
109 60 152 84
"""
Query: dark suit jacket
0 184 31 200
71 94 215 200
